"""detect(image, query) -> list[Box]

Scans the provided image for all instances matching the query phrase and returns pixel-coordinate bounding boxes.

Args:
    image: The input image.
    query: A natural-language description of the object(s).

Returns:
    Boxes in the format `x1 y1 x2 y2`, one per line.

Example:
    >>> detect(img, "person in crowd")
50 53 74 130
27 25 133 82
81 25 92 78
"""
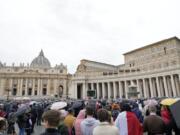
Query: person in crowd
74 109 85 135
7 112 16 135
17 114 27 135
64 108 76 135
0 107 6 118
161 106 172 135
80 106 99 135
0 117 7 135
131 102 144 123
93 109 119 135
143 105 165 135
30 104 37 133
58 110 69 135
37 104 44 126
111 103 120 121
40 110 61 135
115 103 142 135
25 113 32 135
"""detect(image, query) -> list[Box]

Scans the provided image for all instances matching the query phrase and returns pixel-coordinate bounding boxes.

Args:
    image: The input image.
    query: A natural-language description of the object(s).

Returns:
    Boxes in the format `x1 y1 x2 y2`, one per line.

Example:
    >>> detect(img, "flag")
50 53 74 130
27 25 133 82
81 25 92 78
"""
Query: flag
115 111 143 135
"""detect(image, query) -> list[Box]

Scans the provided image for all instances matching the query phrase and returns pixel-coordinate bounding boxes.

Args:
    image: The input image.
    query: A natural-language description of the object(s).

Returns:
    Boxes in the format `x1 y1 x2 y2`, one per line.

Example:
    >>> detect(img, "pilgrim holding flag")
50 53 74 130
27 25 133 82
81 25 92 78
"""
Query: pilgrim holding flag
115 103 143 135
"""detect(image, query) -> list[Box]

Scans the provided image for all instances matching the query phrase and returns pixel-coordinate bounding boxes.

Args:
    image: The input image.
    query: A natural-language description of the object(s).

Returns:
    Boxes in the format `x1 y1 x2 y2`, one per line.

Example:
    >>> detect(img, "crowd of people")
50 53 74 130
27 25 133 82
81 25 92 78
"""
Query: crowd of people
0 97 179 135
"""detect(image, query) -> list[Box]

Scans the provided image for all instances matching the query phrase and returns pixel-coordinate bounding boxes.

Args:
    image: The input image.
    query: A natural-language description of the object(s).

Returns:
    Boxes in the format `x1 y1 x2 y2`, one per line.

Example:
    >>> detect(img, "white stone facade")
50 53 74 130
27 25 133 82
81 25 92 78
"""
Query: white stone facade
0 50 68 99
0 37 180 99
70 37 180 99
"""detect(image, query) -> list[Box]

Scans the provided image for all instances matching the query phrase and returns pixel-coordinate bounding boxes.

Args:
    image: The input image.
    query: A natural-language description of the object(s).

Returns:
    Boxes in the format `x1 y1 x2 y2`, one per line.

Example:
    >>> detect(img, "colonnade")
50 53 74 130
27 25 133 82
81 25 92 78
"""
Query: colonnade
75 74 180 99
0 78 66 98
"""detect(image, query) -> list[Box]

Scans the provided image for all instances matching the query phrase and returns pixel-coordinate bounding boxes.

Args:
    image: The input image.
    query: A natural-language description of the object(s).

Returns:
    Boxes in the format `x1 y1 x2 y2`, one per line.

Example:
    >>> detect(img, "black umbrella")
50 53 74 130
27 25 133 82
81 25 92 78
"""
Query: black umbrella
71 101 83 109
169 100 180 128
15 105 31 116
7 112 17 123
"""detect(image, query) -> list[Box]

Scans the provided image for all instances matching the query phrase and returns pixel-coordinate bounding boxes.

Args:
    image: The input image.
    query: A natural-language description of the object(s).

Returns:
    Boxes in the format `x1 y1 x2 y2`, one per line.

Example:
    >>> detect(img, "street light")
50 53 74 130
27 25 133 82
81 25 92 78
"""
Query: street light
5 88 11 101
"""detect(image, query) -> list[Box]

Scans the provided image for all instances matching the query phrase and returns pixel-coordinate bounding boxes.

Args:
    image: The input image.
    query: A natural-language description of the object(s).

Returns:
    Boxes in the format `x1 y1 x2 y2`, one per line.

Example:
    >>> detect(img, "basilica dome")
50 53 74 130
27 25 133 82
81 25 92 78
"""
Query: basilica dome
30 50 51 68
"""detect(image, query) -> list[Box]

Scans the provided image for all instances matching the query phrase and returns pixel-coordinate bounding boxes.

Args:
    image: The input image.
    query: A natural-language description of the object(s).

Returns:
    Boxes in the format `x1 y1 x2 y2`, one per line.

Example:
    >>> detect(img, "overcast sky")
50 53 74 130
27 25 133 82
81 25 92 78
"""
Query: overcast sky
0 0 180 73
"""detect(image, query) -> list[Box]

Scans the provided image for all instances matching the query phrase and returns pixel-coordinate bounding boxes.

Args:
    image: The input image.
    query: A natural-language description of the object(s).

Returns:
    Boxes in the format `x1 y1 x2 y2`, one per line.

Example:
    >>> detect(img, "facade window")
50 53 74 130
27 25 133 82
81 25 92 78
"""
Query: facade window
12 88 17 96
28 88 32 95
60 70 63 73
164 47 167 54
22 90 25 96
43 88 47 95
34 90 37 95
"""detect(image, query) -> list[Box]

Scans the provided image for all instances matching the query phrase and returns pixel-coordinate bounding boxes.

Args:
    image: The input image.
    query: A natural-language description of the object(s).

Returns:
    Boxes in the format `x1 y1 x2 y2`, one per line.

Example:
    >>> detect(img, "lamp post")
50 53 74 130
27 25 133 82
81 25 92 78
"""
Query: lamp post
6 88 11 101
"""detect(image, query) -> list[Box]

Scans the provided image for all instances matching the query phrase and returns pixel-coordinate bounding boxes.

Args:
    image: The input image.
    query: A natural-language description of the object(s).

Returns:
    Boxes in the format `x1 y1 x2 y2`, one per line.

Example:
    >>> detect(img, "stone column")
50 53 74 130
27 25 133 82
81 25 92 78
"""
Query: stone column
174 75 180 96
149 78 154 97
107 82 111 99
119 82 122 98
19 79 23 96
177 74 180 96
143 79 147 98
125 81 128 98
171 75 177 97
74 82 77 99
159 78 164 97
96 83 100 99
16 79 20 96
146 79 150 98
83 82 86 99
167 76 172 97
163 76 169 97
113 82 117 99
25 79 28 96
54 79 58 96
37 79 41 96
136 80 140 98
156 77 161 97
102 82 105 99
47 79 50 96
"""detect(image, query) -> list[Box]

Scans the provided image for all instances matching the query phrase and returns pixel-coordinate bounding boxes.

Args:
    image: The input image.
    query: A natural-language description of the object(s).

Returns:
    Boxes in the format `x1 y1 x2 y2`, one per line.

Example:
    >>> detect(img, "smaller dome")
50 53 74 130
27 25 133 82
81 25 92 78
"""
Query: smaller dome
30 50 51 68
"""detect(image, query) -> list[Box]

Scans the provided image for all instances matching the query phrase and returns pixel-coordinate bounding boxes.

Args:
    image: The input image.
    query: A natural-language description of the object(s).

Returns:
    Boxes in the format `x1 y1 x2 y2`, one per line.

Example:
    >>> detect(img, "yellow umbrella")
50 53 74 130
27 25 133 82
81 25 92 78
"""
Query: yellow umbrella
160 98 178 106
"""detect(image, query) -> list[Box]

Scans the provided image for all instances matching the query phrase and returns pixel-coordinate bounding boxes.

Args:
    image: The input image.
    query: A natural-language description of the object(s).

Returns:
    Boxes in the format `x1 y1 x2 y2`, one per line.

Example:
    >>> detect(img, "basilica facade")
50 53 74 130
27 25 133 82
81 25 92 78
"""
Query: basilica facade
0 37 180 99
0 50 69 99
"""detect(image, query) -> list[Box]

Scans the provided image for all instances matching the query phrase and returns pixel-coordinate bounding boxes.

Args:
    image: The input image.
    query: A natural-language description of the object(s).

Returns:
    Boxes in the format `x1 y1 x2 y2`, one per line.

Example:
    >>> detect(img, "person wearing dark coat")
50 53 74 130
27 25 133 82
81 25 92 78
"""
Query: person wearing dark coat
17 114 27 135
132 103 144 123
40 110 61 135
143 105 165 135
37 105 43 126
25 113 32 135
30 104 37 133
